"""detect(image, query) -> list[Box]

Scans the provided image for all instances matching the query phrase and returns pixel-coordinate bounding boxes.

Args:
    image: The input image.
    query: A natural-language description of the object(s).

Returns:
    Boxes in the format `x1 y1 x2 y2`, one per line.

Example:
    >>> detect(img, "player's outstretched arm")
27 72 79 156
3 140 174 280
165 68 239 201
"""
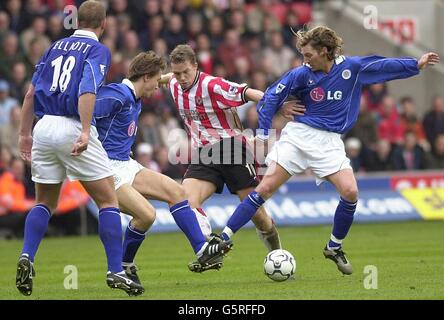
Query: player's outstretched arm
418 52 440 70
244 88 264 103
158 72 173 88
19 84 36 162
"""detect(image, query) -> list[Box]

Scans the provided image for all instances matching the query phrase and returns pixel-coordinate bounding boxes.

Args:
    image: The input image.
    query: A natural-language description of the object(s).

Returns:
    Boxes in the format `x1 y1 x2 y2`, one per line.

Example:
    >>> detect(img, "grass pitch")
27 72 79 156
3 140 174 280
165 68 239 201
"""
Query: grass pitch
0 220 443 300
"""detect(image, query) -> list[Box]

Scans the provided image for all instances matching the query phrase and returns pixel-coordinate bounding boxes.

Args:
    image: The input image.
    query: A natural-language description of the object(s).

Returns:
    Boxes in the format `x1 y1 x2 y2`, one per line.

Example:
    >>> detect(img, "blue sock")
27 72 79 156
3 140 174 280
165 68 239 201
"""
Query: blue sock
21 204 51 262
122 222 146 265
99 207 124 273
221 191 265 240
170 200 206 254
328 197 357 249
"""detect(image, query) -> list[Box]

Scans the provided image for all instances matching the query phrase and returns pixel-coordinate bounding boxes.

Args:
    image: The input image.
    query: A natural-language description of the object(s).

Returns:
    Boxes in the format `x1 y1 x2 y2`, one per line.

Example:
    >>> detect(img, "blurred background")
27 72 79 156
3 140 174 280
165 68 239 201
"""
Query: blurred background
0 0 443 238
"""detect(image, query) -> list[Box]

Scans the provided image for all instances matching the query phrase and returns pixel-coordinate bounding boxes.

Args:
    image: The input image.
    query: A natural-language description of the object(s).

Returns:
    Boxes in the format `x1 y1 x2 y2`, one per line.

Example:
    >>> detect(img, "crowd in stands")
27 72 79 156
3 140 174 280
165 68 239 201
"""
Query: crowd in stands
0 0 443 236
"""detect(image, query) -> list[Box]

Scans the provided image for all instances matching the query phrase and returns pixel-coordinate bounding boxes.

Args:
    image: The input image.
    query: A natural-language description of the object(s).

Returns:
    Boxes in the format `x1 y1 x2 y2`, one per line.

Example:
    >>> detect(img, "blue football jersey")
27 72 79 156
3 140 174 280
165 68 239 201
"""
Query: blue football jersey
257 55 419 136
94 80 141 161
31 30 111 119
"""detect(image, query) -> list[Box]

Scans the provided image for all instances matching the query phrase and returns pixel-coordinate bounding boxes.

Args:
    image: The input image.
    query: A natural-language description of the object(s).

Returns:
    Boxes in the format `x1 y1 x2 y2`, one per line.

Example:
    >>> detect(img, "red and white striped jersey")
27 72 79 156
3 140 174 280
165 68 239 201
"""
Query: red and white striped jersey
169 71 249 147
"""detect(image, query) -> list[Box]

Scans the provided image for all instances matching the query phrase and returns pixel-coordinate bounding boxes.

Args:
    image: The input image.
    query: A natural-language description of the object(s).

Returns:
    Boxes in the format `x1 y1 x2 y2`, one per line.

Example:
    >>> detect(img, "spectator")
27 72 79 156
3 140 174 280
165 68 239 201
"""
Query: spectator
121 30 141 59
282 10 303 48
5 0 28 33
393 131 427 171
196 33 213 74
362 82 387 113
24 36 49 77
0 11 10 43
377 95 404 145
20 15 51 55
155 147 184 180
139 14 165 50
8 61 27 101
366 139 394 172
262 30 295 78
187 12 204 49
399 96 429 151
163 13 187 50
217 29 252 78
423 95 444 152
346 95 378 148
242 105 259 133
345 137 362 172
137 112 164 149
246 0 281 34
0 106 20 156
426 134 444 169
136 143 161 172
0 158 34 222
207 14 225 51
0 79 19 126
46 14 68 42
0 32 24 79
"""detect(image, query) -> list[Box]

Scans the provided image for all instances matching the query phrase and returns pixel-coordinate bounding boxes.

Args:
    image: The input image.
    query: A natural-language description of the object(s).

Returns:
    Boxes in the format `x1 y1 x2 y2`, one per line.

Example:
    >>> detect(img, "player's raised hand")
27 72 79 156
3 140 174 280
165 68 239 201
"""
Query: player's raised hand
418 52 440 69
280 100 306 119
19 135 33 163
71 132 89 156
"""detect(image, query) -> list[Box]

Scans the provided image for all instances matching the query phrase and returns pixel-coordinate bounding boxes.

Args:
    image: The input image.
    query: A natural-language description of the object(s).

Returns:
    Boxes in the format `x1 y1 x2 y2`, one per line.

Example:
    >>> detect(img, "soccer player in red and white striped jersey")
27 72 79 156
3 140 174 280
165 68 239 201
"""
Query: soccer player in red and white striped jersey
160 45 304 271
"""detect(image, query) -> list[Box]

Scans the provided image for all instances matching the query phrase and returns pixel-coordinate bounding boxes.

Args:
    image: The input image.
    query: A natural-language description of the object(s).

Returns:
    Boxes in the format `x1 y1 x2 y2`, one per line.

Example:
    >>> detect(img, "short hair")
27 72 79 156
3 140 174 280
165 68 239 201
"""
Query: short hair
78 1 106 29
295 26 343 60
127 51 166 81
169 44 197 65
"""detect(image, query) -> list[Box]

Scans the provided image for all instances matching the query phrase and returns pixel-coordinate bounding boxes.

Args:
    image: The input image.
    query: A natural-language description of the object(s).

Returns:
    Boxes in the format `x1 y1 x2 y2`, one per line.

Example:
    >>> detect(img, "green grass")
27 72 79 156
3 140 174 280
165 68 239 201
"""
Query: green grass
1 220 443 300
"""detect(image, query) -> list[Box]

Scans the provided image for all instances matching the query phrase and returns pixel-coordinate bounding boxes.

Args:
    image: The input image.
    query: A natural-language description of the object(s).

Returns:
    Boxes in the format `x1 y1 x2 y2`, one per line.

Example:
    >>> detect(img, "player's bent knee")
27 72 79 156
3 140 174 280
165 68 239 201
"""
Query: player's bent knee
255 183 275 200
341 186 359 202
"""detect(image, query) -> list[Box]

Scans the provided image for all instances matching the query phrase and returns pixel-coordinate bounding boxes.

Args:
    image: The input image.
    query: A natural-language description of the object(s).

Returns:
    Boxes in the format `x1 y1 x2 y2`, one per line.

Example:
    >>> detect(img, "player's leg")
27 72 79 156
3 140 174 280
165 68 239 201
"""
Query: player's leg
80 176 122 273
309 129 357 275
322 168 357 275
180 169 233 271
65 130 142 295
221 162 291 241
236 187 281 251
16 128 65 296
116 183 155 282
182 178 217 208
80 177 143 295
133 170 206 254
16 182 62 296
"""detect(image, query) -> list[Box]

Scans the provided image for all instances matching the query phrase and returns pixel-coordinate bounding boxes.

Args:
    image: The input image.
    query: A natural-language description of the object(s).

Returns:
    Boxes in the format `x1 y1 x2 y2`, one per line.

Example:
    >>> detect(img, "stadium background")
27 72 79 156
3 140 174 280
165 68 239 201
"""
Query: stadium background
0 0 443 237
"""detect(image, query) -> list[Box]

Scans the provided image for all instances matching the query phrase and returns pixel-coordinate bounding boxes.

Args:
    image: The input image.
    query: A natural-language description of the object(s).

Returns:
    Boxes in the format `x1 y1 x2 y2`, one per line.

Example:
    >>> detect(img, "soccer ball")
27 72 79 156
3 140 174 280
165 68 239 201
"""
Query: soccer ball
264 249 296 282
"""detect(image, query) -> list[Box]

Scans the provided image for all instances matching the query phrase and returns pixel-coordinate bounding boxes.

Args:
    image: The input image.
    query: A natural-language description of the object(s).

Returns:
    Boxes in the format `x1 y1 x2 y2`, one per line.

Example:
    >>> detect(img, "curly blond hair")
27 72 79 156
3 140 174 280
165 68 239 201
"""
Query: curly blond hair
295 26 343 60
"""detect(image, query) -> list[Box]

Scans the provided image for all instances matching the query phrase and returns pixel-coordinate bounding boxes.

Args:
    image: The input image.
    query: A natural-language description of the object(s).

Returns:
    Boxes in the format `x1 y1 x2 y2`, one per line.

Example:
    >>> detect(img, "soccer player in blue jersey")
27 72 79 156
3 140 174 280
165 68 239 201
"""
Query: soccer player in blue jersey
94 51 233 285
219 26 440 275
16 1 143 296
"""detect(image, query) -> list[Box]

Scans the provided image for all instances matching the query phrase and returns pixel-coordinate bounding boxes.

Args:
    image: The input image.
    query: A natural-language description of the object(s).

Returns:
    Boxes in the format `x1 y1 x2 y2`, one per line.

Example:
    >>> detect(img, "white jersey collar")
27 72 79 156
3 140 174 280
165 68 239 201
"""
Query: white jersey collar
72 29 99 42
122 79 137 98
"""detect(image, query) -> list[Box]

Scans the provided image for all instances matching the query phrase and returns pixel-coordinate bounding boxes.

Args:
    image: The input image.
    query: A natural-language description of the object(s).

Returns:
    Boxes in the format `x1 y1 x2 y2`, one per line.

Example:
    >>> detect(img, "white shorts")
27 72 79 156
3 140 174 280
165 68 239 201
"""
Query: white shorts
109 158 144 190
266 122 352 184
31 115 112 184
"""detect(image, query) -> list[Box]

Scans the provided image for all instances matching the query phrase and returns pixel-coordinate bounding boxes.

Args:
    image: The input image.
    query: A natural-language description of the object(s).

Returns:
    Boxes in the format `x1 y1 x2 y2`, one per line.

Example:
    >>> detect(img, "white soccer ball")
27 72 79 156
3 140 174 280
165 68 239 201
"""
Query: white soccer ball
264 249 296 282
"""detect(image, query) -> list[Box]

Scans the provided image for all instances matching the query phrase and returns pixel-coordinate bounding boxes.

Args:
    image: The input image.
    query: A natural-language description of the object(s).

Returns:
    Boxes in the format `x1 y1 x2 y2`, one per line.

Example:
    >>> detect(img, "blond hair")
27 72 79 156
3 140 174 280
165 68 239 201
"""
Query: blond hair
128 51 166 81
78 1 106 29
169 44 197 65
295 26 343 60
